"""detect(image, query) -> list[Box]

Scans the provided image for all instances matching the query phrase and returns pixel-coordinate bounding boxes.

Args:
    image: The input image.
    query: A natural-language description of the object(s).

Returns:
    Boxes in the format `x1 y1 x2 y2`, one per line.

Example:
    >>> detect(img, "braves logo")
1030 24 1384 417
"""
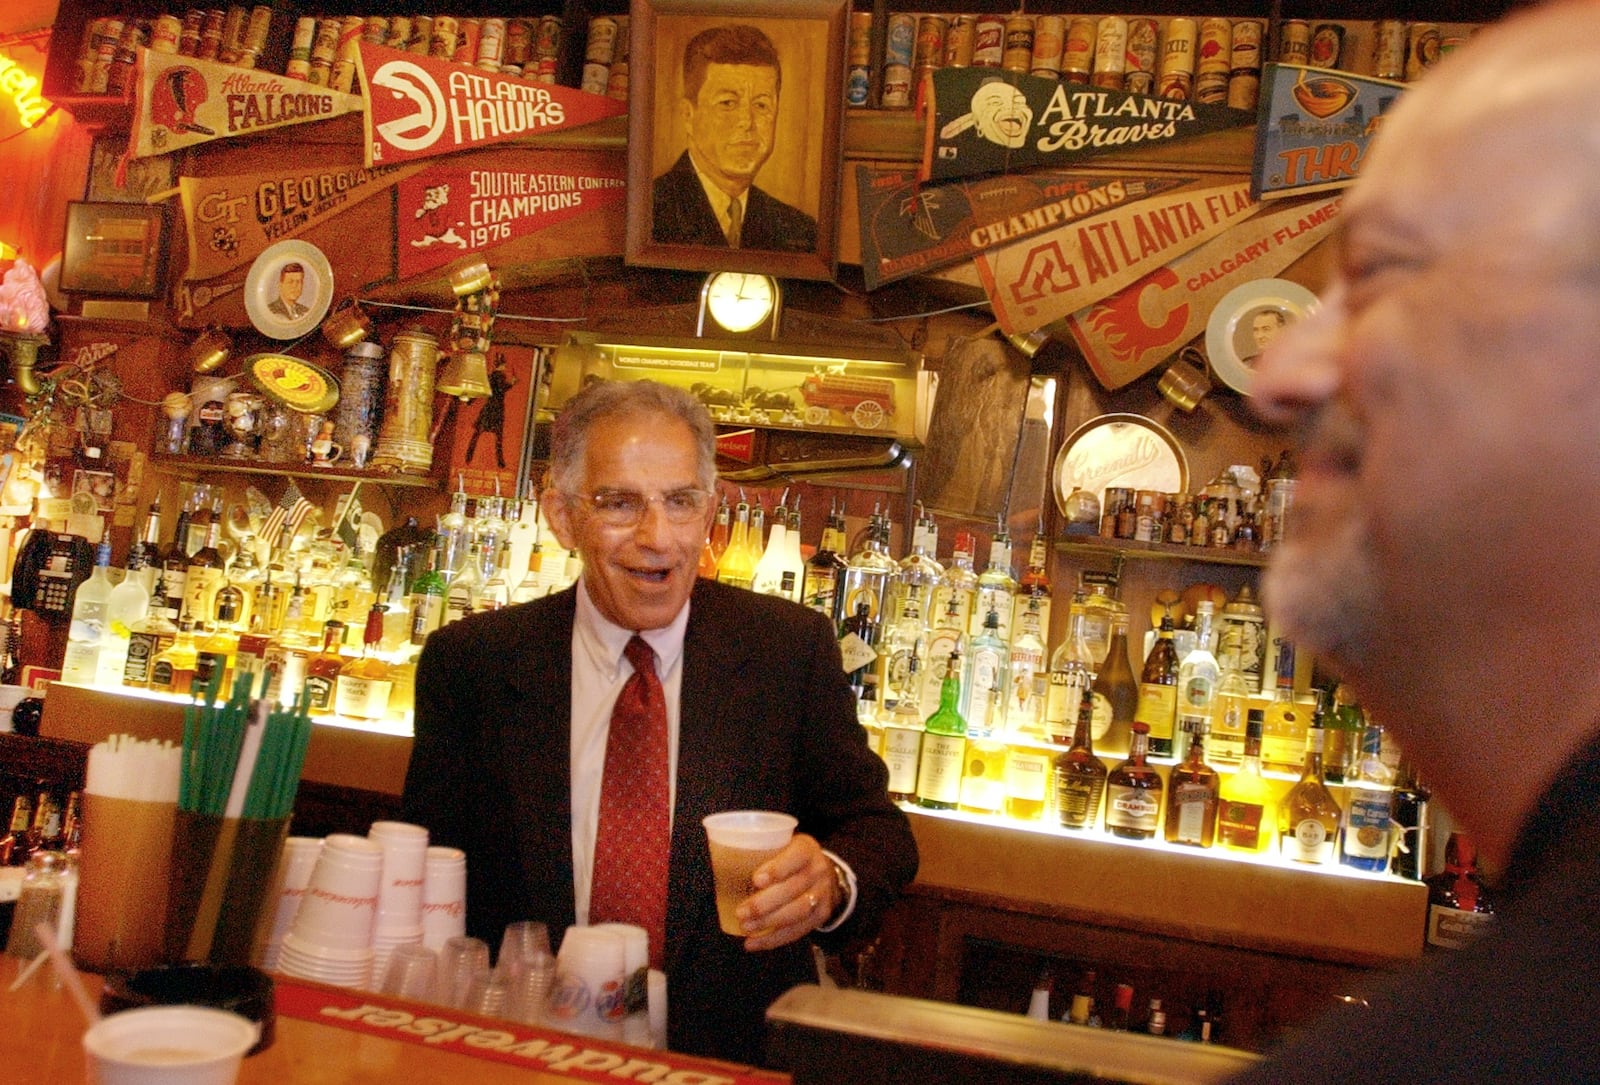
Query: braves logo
371 59 447 153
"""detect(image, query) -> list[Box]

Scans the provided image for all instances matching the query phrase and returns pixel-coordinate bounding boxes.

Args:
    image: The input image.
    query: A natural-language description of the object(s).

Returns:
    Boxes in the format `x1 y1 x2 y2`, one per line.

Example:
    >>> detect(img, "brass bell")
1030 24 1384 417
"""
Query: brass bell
436 349 491 400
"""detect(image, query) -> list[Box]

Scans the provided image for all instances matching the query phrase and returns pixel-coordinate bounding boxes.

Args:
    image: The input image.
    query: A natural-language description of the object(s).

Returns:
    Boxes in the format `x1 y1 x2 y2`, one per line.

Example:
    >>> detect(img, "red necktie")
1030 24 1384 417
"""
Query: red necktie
590 635 670 969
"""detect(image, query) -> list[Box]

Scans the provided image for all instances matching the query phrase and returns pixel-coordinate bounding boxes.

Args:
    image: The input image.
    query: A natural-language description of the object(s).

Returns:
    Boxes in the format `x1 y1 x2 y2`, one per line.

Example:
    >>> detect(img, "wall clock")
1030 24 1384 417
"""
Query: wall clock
698 272 781 337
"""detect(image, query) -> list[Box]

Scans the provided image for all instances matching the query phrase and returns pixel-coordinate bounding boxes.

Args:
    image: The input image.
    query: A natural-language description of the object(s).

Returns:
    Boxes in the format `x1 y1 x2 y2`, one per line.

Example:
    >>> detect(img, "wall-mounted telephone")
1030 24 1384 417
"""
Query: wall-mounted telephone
11 530 95 622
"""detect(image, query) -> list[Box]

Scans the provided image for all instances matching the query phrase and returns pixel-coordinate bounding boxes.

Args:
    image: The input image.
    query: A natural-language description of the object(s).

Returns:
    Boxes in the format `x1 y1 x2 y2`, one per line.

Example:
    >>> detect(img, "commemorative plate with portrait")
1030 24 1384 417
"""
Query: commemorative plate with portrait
1205 278 1319 396
245 239 334 341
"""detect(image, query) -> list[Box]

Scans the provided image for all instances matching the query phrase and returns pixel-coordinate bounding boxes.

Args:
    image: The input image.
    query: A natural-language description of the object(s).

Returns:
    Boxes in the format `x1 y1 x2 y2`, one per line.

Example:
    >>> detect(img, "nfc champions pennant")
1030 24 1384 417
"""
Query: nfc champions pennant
922 66 1253 182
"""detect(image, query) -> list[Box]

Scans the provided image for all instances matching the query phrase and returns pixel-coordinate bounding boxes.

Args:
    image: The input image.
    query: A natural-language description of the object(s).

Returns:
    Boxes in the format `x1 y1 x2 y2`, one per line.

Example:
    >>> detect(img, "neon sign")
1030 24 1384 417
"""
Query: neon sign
0 52 49 129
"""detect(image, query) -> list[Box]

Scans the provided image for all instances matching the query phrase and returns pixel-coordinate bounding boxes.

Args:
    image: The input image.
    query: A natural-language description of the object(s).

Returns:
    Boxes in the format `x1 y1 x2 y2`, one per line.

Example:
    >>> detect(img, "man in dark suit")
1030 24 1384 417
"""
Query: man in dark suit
403 379 915 1067
651 24 818 253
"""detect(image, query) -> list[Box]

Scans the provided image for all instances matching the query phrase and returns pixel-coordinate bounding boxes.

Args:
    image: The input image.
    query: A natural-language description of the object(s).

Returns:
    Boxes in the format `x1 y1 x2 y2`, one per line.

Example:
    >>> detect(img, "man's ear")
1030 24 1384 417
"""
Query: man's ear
543 488 577 551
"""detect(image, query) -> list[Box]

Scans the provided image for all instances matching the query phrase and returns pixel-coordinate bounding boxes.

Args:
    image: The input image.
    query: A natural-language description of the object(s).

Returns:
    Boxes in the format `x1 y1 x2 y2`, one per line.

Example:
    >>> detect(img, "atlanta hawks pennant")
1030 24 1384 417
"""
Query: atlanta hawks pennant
359 43 627 167
976 179 1258 338
1066 193 1342 389
129 47 365 159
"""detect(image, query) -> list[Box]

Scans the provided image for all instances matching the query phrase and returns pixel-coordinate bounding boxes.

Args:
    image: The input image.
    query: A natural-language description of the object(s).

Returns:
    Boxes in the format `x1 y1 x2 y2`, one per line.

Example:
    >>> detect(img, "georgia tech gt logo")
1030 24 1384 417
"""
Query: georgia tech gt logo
371 59 446 153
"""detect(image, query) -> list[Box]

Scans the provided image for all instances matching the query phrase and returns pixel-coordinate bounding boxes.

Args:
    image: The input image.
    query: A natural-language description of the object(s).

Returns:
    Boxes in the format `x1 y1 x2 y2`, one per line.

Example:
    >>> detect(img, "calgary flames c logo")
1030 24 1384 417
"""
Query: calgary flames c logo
371 59 447 152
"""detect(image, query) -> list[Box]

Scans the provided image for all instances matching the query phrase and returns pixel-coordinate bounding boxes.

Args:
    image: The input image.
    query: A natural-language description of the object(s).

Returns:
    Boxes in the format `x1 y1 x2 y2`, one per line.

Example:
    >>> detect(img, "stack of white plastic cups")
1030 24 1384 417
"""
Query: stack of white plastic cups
420 846 467 952
259 836 323 972
366 821 430 989
547 924 629 1041
593 923 650 1047
276 833 383 987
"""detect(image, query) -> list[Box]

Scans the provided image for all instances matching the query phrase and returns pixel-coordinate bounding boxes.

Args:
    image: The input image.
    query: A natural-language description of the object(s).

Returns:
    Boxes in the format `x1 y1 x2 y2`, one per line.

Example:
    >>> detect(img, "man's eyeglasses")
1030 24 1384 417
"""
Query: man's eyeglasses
566 488 714 527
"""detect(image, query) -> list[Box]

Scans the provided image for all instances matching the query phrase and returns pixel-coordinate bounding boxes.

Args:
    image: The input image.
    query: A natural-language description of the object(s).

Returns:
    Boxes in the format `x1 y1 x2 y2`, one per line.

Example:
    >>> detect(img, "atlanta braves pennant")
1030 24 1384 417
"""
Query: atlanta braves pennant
129 47 365 159
359 42 628 167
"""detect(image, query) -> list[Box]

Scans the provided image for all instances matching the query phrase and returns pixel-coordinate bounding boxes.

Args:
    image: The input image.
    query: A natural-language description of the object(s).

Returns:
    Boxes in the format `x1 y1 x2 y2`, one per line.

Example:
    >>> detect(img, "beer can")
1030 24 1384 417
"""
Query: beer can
150 14 184 55
972 16 1004 68
1278 20 1311 65
611 17 630 62
429 15 459 59
409 16 432 55
478 18 507 70
1308 24 1344 69
285 53 311 82
289 15 316 53
362 14 389 45
1091 16 1128 88
885 13 915 67
1407 23 1441 81
454 19 481 65
87 18 124 93
1193 18 1233 105
847 11 872 66
1001 15 1034 74
586 15 618 65
881 63 912 109
581 61 610 96
197 9 225 61
846 65 870 107
105 23 144 97
1061 17 1096 84
1228 20 1264 111
944 15 976 68
330 15 365 95
1031 15 1065 79
1158 17 1198 100
607 59 630 102
914 15 947 72
506 18 534 65
535 16 564 64
1372 20 1408 80
1124 18 1159 95
178 10 205 57
218 5 247 63
243 5 272 51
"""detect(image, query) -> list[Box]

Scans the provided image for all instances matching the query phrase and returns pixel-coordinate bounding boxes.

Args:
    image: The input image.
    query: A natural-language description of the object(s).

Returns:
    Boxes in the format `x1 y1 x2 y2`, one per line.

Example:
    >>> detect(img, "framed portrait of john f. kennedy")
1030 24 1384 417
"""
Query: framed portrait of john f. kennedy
625 0 847 281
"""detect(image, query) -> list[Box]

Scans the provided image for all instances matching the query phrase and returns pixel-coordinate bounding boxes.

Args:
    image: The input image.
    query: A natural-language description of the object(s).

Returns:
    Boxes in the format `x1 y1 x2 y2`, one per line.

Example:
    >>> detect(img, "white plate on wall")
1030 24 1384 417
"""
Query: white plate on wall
244 239 334 341
1205 278 1319 395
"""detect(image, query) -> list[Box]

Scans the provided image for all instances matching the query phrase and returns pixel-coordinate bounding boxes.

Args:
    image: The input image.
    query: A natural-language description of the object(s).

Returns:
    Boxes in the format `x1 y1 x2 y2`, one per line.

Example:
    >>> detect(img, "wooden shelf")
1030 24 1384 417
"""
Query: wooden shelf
1056 534 1270 568
149 453 442 489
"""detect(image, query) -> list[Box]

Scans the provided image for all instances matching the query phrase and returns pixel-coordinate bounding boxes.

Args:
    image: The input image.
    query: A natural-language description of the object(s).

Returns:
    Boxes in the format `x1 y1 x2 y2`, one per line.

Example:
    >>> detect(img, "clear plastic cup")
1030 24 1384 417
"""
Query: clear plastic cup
378 943 439 1001
701 811 797 936
436 934 489 1008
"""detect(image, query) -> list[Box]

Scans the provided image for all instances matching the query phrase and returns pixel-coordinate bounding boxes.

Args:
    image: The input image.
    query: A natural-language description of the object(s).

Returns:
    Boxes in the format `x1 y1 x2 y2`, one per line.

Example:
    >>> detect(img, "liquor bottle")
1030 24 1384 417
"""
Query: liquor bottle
1091 612 1138 759
1260 641 1309 773
442 547 479 626
409 542 447 645
1390 760 1431 881
802 502 849 625
1424 832 1495 950
753 502 804 602
183 500 226 624
148 620 200 695
1282 724 1341 864
60 540 114 686
1109 984 1134 1032
708 493 730 564
127 499 163 596
1104 721 1163 840
1341 720 1396 871
715 494 756 590
878 594 928 716
839 597 880 707
1322 683 1364 785
1216 710 1276 853
839 511 896 631
21 789 59 860
1054 687 1108 831
971 527 1017 647
750 501 789 597
887 504 944 628
1208 646 1254 767
915 652 968 810
438 483 469 562
1174 601 1221 761
193 620 239 697
1145 999 1168 1037
335 605 394 721
123 572 178 688
1133 611 1179 758
964 607 1009 736
303 620 348 716
1164 718 1221 847
56 791 80 854
1 793 32 866
1067 970 1098 1026
957 731 1008 816
1044 606 1097 746
879 656 924 804
159 502 192 620
1007 594 1048 738
922 592 969 719
747 500 766 565
1011 533 1052 653
478 542 512 611
932 529 979 643
183 490 211 556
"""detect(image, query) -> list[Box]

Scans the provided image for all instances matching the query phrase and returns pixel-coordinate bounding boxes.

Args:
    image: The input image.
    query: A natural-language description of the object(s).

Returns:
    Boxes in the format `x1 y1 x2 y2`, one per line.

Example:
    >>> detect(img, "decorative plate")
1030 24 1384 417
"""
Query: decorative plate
244 353 340 414
1053 412 1188 515
1205 278 1319 396
244 238 334 341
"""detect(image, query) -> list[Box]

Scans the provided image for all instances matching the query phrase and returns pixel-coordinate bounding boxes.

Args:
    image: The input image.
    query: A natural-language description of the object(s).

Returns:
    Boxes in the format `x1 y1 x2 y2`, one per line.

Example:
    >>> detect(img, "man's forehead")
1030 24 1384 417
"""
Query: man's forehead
700 62 777 90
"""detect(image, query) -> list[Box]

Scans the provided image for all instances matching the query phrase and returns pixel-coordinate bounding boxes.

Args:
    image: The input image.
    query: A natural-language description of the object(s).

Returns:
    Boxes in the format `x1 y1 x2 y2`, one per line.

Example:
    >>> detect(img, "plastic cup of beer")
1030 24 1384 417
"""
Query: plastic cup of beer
702 811 798 936
83 1005 258 1085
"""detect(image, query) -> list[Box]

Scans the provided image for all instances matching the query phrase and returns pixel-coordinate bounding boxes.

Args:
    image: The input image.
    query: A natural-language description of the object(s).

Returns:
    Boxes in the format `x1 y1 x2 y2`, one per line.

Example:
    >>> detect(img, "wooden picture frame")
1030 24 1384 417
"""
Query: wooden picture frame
624 0 846 281
59 201 168 298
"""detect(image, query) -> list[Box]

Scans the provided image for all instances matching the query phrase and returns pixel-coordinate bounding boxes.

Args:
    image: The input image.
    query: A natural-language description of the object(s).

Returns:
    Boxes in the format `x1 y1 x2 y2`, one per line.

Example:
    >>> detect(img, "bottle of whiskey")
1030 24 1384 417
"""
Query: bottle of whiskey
1282 724 1341 864
303 620 348 716
1 793 32 866
408 542 447 646
1054 687 1107 831
126 498 163 596
802 502 849 625
1424 832 1494 950
182 499 227 624
335 605 394 721
148 620 200 696
1164 719 1221 848
1104 721 1163 839
1133 611 1179 757
123 571 178 688
1216 710 1276 853
915 652 967 810
880 656 925 804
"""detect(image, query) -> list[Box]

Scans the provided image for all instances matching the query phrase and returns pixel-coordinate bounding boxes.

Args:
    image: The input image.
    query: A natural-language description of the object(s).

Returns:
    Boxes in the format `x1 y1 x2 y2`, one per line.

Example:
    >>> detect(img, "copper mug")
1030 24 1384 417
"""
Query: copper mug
187 329 233 374
320 305 372 349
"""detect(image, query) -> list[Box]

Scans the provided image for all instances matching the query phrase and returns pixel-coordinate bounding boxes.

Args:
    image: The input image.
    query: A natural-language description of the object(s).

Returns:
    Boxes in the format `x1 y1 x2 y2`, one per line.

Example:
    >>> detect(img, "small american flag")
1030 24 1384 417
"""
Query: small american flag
261 480 314 550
